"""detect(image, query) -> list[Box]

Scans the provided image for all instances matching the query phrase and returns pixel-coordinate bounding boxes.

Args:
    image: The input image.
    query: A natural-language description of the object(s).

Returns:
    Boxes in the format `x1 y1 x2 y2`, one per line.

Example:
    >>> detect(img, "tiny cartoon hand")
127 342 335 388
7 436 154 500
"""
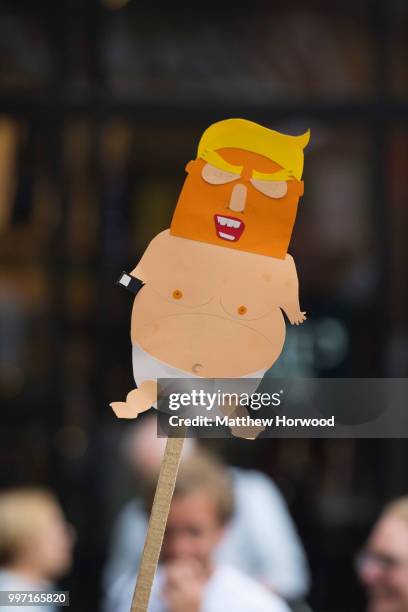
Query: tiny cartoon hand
289 311 307 325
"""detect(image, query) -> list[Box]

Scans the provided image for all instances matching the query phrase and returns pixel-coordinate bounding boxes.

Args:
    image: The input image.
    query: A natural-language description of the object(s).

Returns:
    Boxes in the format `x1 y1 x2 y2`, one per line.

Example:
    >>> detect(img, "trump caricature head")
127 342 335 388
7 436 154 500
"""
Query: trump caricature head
170 118 310 259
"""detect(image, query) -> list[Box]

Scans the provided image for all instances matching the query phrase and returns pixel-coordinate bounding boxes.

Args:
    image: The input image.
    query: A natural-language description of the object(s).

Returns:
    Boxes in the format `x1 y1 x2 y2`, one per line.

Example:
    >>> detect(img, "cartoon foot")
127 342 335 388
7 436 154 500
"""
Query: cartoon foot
220 403 266 440
110 381 158 419
230 422 266 440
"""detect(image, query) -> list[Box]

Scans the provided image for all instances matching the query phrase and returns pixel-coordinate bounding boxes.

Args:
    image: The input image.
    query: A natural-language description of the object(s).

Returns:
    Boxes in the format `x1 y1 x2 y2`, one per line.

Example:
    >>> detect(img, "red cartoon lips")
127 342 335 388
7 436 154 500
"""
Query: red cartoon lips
214 214 245 242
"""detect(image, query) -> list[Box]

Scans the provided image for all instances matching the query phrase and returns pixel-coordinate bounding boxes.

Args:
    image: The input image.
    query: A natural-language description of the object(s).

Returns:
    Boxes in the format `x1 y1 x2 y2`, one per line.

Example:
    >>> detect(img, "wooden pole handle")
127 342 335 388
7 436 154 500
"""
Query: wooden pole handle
130 433 185 611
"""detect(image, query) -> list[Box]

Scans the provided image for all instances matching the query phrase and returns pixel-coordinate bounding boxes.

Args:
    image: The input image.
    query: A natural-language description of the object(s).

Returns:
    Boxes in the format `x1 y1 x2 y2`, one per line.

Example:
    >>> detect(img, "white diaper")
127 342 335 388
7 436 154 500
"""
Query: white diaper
132 342 267 386
132 343 267 415
132 343 197 387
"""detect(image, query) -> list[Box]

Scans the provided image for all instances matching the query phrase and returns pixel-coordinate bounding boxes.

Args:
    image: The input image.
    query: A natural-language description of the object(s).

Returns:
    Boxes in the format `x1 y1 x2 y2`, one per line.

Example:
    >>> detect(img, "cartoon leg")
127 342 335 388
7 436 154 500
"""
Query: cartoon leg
110 380 157 419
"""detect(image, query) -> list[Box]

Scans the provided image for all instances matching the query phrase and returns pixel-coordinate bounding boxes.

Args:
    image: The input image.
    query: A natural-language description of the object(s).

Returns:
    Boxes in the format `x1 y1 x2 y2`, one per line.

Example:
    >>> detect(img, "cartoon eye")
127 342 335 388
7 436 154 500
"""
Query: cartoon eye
202 163 241 185
172 289 183 299
237 305 247 315
250 179 288 199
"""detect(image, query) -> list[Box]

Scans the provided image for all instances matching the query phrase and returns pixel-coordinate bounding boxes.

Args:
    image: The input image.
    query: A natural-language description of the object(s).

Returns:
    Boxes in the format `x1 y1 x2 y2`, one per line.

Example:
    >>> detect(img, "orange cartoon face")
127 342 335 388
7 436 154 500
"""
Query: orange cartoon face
170 147 305 259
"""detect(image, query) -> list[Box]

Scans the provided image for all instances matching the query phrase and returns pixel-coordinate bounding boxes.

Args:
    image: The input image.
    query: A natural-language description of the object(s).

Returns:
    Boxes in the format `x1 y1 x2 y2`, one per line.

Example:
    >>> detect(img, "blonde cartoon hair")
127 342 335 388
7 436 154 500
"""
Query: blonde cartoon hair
197 118 310 181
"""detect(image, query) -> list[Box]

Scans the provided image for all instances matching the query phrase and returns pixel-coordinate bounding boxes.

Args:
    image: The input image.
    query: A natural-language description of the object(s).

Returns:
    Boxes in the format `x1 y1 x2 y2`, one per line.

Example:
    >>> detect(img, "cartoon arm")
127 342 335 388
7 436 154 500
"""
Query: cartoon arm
129 230 169 283
129 259 146 283
110 236 165 419
115 237 152 296
280 254 307 325
116 228 168 296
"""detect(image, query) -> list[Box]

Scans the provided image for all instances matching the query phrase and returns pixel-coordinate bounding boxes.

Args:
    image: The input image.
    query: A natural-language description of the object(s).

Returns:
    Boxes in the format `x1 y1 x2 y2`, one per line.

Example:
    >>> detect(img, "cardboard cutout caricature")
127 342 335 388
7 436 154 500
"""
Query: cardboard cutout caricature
111 119 309 420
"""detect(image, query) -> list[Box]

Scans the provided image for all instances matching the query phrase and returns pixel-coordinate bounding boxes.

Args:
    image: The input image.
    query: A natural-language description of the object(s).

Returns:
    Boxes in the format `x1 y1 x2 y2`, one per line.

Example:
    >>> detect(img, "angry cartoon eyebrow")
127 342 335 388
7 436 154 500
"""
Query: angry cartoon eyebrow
199 148 243 175
252 168 295 181
199 150 296 182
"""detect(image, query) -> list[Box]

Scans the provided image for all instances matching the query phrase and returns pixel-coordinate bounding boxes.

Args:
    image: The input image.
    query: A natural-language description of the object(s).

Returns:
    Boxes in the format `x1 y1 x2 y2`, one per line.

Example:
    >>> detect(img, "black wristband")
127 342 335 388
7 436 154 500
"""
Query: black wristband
117 271 144 295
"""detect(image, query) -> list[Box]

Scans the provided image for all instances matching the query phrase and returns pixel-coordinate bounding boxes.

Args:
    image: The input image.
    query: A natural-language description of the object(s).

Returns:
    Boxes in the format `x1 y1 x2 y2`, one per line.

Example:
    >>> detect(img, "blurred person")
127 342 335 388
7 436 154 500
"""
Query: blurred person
0 488 73 612
103 415 310 603
357 496 408 612
107 452 291 612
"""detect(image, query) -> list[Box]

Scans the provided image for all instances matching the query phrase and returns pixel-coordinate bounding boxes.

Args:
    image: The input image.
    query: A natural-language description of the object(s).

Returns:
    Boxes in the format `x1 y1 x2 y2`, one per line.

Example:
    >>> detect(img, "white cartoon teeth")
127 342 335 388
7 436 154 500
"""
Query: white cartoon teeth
219 232 236 240
214 214 245 242
216 215 242 228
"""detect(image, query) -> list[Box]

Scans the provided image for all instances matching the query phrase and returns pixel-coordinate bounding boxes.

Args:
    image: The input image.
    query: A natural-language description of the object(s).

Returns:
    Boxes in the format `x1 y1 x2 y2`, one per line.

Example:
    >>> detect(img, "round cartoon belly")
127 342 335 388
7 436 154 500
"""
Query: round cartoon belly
131 293 286 378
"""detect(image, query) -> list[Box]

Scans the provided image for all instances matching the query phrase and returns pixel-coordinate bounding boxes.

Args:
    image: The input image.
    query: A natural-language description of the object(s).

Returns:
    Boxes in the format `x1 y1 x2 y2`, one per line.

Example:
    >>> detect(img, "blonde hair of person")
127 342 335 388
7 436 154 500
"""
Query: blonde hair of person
383 496 408 523
0 488 59 565
173 450 234 525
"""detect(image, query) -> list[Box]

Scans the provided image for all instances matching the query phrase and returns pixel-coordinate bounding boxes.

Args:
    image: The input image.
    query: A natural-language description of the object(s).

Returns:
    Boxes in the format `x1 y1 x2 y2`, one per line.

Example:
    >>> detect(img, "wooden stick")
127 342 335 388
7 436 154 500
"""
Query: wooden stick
130 433 185 611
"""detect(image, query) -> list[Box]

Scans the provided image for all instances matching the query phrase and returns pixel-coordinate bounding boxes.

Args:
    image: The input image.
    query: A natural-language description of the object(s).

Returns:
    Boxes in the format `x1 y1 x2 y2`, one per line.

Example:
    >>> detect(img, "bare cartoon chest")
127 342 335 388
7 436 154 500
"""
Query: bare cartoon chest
142 235 287 319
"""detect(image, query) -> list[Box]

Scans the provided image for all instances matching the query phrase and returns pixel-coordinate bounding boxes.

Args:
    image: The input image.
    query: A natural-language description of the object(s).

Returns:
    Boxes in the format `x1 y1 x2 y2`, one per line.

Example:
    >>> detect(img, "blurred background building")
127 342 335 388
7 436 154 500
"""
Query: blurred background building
0 0 407 610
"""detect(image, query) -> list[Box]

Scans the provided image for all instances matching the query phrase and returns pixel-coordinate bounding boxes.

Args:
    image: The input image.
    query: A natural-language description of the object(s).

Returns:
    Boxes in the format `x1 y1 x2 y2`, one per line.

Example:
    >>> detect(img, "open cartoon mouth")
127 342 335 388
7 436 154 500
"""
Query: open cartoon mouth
214 214 245 242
